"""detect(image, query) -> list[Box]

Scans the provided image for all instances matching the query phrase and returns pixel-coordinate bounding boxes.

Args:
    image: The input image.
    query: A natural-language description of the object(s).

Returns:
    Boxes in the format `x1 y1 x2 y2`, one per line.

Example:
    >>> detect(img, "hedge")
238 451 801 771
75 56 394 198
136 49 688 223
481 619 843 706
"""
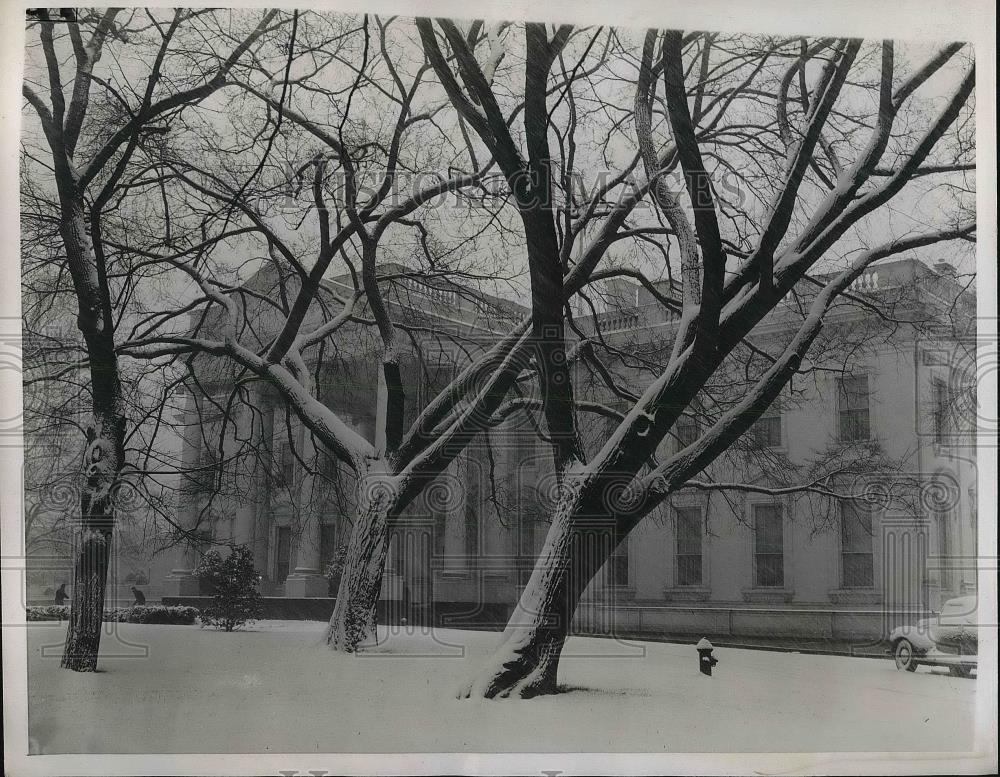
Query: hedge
107 605 199 624
25 605 199 625
26 605 70 621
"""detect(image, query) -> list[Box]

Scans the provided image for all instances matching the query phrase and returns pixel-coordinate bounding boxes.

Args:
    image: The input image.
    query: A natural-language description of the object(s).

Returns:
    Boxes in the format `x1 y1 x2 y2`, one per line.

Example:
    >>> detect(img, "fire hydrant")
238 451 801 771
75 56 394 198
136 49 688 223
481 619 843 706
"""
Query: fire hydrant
697 637 718 676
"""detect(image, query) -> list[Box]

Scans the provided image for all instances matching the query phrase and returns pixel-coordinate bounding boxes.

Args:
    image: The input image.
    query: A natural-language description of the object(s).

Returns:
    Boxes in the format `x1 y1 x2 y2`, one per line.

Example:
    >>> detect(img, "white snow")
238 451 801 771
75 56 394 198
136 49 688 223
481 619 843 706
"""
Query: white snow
26 620 976 754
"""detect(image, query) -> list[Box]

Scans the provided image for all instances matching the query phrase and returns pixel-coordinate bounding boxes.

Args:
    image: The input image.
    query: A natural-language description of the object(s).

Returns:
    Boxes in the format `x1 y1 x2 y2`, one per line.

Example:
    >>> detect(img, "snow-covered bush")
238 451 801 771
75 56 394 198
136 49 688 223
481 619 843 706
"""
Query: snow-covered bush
193 545 262 631
26 605 70 621
25 605 198 624
105 605 199 624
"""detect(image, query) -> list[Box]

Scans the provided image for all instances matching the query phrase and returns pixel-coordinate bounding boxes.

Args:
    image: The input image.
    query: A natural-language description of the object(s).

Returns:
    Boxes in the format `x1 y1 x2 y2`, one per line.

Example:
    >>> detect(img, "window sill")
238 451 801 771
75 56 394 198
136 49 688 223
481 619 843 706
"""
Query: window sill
751 444 787 454
742 587 795 603
595 585 636 601
439 570 473 580
663 586 712 602
836 436 874 446
828 589 882 605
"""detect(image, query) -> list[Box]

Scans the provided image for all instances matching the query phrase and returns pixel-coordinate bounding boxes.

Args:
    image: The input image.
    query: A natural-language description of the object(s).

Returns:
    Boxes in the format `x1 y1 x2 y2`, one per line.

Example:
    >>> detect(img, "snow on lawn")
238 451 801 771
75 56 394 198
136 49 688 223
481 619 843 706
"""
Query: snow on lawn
27 620 976 754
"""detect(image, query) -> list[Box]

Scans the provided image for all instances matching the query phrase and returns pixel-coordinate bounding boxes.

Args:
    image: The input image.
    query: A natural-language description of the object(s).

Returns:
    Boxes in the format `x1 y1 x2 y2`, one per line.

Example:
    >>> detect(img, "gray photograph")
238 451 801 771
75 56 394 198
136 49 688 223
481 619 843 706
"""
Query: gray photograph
2 1 996 775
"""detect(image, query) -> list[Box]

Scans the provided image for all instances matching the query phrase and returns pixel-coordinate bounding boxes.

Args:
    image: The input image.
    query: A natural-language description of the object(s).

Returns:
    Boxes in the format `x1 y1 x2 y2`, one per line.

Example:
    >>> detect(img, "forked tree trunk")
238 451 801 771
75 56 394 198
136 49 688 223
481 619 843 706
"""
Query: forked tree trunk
460 489 618 698
325 485 393 651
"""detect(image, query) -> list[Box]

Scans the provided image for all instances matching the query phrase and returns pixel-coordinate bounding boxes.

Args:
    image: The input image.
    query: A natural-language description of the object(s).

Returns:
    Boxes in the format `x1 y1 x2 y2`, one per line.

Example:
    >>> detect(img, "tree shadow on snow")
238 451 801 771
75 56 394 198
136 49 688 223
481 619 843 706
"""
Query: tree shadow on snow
556 683 653 697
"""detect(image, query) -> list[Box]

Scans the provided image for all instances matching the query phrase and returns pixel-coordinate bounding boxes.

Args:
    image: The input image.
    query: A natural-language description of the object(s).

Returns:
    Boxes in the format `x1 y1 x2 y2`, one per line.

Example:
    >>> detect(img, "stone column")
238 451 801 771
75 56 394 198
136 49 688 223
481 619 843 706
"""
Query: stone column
163 391 202 596
251 397 276 581
284 423 326 597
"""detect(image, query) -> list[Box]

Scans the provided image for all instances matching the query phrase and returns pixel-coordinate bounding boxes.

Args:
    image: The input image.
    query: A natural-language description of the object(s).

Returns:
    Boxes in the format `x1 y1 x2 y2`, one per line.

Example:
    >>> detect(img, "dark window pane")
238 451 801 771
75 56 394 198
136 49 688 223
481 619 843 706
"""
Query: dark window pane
275 526 291 582
841 502 873 552
753 505 783 586
754 505 783 553
676 416 699 447
839 375 870 410
839 500 873 589
675 508 702 586
677 554 702 586
195 443 220 493
752 414 782 447
755 553 784 587
838 375 871 441
842 553 874 587
933 379 952 443
272 439 294 485
839 409 870 441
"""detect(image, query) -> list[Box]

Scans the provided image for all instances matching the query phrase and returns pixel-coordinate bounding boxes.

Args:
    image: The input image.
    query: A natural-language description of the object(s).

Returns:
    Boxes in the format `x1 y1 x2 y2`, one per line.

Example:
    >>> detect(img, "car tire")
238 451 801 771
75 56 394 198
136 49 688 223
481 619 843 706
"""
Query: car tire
949 664 974 678
893 638 919 672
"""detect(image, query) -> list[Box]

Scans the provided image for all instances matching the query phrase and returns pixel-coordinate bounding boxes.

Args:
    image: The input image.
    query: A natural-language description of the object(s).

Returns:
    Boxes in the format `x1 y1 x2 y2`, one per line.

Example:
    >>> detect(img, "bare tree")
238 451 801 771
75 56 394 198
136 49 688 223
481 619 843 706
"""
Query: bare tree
100 12 532 651
416 22 975 697
21 7 282 670
22 12 975 690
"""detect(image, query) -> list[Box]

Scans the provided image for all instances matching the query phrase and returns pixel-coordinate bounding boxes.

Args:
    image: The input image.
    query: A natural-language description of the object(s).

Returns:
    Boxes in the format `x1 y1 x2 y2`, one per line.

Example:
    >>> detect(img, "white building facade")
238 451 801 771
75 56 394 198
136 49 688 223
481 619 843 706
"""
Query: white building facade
154 258 978 647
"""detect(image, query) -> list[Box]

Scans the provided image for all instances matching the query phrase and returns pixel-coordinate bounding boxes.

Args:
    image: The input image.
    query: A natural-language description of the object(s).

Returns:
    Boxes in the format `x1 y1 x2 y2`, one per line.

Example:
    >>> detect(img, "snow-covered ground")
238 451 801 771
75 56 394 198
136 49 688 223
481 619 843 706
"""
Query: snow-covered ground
26 620 976 754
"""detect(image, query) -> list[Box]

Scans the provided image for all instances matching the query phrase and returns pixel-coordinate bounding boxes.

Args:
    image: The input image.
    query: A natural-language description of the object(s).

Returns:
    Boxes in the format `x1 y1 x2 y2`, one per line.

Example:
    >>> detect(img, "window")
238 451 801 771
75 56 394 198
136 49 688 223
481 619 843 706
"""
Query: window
270 436 295 487
932 378 953 444
275 526 292 582
753 504 784 587
675 414 699 449
609 540 629 587
675 507 703 586
841 501 874 588
195 443 220 493
838 374 871 441
752 402 782 447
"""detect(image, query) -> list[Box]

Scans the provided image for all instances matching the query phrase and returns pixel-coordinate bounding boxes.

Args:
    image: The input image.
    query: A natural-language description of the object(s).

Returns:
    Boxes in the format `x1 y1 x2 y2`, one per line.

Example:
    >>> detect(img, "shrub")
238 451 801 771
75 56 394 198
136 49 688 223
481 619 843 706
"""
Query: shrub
105 605 199 625
24 605 198 624
26 605 69 621
193 545 263 631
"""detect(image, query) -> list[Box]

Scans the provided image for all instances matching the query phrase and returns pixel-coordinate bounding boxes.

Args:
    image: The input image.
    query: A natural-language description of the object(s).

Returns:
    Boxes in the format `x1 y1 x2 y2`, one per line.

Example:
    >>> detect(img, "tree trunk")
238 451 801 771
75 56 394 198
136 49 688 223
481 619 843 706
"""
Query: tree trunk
325 483 393 652
460 489 617 698
61 528 112 671
56 196 126 672
61 422 121 670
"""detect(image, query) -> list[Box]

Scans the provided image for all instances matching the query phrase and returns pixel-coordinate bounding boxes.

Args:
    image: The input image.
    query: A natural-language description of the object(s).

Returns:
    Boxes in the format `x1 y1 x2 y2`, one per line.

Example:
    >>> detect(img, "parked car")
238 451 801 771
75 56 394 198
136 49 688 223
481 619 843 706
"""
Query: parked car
889 595 978 677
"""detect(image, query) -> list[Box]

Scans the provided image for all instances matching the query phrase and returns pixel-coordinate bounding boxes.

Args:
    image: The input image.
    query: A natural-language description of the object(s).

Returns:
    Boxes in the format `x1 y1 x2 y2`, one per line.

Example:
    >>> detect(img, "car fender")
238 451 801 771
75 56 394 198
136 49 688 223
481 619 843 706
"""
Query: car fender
889 620 936 653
